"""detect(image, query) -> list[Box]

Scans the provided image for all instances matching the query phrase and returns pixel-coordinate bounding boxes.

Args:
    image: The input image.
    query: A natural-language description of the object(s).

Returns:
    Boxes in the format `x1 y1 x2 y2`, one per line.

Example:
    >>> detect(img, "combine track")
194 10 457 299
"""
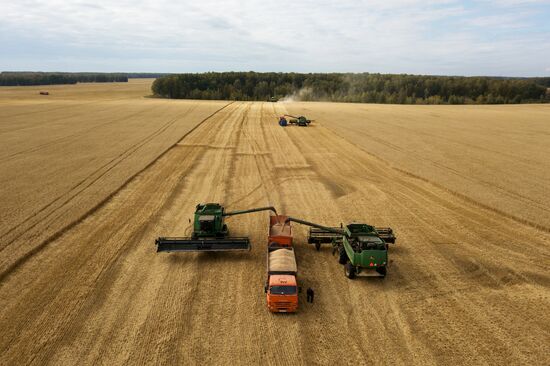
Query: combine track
0 92 548 365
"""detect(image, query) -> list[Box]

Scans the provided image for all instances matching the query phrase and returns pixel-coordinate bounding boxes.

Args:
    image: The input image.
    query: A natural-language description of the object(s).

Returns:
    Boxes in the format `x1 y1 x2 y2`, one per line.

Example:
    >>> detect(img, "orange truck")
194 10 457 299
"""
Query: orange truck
265 215 299 313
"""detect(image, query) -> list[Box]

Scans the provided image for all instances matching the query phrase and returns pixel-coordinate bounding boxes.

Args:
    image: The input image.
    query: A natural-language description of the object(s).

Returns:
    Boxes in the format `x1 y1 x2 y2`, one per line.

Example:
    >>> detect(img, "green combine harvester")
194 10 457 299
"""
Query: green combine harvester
284 115 312 126
156 203 276 252
284 217 396 278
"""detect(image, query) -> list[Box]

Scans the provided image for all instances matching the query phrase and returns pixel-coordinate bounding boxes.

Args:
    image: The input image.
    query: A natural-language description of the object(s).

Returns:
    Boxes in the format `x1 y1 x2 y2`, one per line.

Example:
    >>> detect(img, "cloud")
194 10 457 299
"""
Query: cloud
0 0 549 75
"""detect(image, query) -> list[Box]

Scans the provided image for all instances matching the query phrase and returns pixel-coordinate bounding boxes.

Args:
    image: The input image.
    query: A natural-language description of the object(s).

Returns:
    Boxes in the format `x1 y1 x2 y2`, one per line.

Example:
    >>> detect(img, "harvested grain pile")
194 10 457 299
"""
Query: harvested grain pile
269 249 297 272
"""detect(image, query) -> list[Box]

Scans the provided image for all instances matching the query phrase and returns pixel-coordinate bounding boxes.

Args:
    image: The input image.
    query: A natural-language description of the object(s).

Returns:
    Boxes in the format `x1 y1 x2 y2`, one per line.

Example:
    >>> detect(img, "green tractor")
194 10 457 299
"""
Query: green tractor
156 203 276 252
284 114 311 127
285 217 396 278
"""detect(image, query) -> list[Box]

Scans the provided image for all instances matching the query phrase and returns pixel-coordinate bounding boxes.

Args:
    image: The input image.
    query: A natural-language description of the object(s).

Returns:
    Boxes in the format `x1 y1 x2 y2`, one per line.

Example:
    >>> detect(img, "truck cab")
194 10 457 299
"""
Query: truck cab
266 274 298 313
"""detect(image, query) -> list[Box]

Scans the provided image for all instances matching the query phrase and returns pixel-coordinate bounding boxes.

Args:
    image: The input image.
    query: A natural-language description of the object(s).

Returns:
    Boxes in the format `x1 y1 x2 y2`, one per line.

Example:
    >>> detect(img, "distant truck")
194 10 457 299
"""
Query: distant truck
265 215 299 313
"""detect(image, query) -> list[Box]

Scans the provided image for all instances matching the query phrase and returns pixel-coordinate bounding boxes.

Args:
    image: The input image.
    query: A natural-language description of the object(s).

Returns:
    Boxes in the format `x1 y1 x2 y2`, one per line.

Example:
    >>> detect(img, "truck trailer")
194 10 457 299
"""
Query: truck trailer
265 215 299 313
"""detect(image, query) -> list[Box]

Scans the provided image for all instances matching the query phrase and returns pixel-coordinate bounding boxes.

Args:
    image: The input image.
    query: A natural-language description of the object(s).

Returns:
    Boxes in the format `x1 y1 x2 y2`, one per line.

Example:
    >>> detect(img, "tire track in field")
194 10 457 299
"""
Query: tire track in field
300 120 549 263
306 107 548 200
321 121 550 233
26 143 207 366
0 103 241 365
0 103 199 243
274 115 415 363
375 189 542 363
361 127 549 211
184 105 260 365
123 103 248 365
311 121 548 248
229 103 278 209
295 116 547 364
351 108 542 167
255 103 375 364
0 102 233 282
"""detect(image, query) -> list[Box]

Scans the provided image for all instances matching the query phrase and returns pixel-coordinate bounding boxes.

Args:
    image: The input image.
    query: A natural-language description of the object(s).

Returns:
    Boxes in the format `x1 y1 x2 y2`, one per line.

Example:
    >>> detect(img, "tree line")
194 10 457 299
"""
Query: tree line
152 72 549 104
0 72 128 86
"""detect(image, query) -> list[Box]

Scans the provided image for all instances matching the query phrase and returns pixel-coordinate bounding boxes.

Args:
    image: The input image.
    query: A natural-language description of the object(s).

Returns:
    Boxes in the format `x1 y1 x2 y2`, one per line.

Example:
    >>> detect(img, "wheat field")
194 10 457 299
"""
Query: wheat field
0 80 548 365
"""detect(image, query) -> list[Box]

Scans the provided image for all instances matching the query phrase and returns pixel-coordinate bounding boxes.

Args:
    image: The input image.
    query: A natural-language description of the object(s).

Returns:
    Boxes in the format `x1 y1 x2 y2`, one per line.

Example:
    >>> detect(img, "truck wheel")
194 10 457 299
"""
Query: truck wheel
338 248 348 264
345 263 356 279
315 242 321 251
376 266 387 277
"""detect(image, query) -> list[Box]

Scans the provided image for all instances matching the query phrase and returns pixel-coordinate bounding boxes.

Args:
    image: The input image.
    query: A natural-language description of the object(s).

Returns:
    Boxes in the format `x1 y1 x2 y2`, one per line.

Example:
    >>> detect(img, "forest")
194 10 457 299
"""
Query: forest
152 72 549 104
0 72 128 86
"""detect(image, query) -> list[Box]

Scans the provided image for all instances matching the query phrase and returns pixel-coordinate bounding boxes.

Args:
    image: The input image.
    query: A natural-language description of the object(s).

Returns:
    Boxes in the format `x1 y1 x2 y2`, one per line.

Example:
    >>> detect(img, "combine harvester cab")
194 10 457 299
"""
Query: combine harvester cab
265 215 299 313
156 203 276 253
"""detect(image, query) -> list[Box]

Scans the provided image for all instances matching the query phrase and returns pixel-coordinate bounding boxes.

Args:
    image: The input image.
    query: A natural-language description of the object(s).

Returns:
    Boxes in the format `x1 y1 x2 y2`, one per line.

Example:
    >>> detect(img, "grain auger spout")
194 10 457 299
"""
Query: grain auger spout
284 217 345 236
224 206 277 217
155 203 276 252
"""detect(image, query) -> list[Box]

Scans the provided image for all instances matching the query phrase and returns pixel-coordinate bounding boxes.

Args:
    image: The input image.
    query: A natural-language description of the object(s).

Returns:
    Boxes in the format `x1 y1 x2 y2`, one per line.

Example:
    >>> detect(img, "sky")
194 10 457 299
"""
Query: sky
1 0 549 76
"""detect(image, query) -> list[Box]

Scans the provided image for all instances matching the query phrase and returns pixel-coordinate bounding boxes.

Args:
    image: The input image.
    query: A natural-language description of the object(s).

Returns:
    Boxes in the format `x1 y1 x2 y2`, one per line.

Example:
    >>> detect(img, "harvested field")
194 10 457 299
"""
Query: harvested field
287 102 550 230
0 79 227 276
0 81 549 365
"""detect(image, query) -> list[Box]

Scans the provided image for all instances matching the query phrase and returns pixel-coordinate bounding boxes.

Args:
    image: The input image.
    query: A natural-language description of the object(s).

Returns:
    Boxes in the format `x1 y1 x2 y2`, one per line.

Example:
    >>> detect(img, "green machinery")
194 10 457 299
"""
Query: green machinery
156 203 276 252
284 115 311 126
284 217 396 278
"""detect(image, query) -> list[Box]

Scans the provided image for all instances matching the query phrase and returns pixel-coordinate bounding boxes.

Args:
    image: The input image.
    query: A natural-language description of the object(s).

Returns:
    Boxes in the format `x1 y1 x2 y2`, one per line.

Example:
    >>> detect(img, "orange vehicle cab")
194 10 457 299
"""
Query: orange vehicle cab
266 273 298 313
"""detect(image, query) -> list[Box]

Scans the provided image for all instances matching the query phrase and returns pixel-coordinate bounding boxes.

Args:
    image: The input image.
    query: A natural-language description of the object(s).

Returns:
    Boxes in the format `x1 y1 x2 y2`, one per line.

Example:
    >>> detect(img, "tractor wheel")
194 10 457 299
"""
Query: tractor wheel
376 266 387 277
315 242 321 251
345 263 356 279
338 247 348 264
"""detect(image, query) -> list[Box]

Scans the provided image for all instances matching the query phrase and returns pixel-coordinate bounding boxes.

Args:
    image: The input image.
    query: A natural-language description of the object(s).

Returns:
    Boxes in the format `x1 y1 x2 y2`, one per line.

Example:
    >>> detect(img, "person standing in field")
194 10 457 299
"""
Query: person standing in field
307 287 314 303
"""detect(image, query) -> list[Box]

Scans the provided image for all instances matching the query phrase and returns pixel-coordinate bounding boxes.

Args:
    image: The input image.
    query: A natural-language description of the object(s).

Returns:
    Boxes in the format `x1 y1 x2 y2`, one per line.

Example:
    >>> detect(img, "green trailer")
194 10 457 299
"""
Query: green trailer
285 218 396 278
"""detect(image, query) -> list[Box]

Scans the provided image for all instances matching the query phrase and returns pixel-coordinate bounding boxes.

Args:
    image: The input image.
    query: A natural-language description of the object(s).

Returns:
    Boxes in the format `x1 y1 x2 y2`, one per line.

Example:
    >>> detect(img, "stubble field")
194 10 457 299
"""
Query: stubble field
0 80 549 365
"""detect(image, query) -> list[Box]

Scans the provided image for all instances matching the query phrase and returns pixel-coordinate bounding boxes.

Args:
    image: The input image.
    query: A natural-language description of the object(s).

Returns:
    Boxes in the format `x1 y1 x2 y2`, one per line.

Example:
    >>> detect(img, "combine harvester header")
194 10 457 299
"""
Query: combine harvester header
156 203 276 252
